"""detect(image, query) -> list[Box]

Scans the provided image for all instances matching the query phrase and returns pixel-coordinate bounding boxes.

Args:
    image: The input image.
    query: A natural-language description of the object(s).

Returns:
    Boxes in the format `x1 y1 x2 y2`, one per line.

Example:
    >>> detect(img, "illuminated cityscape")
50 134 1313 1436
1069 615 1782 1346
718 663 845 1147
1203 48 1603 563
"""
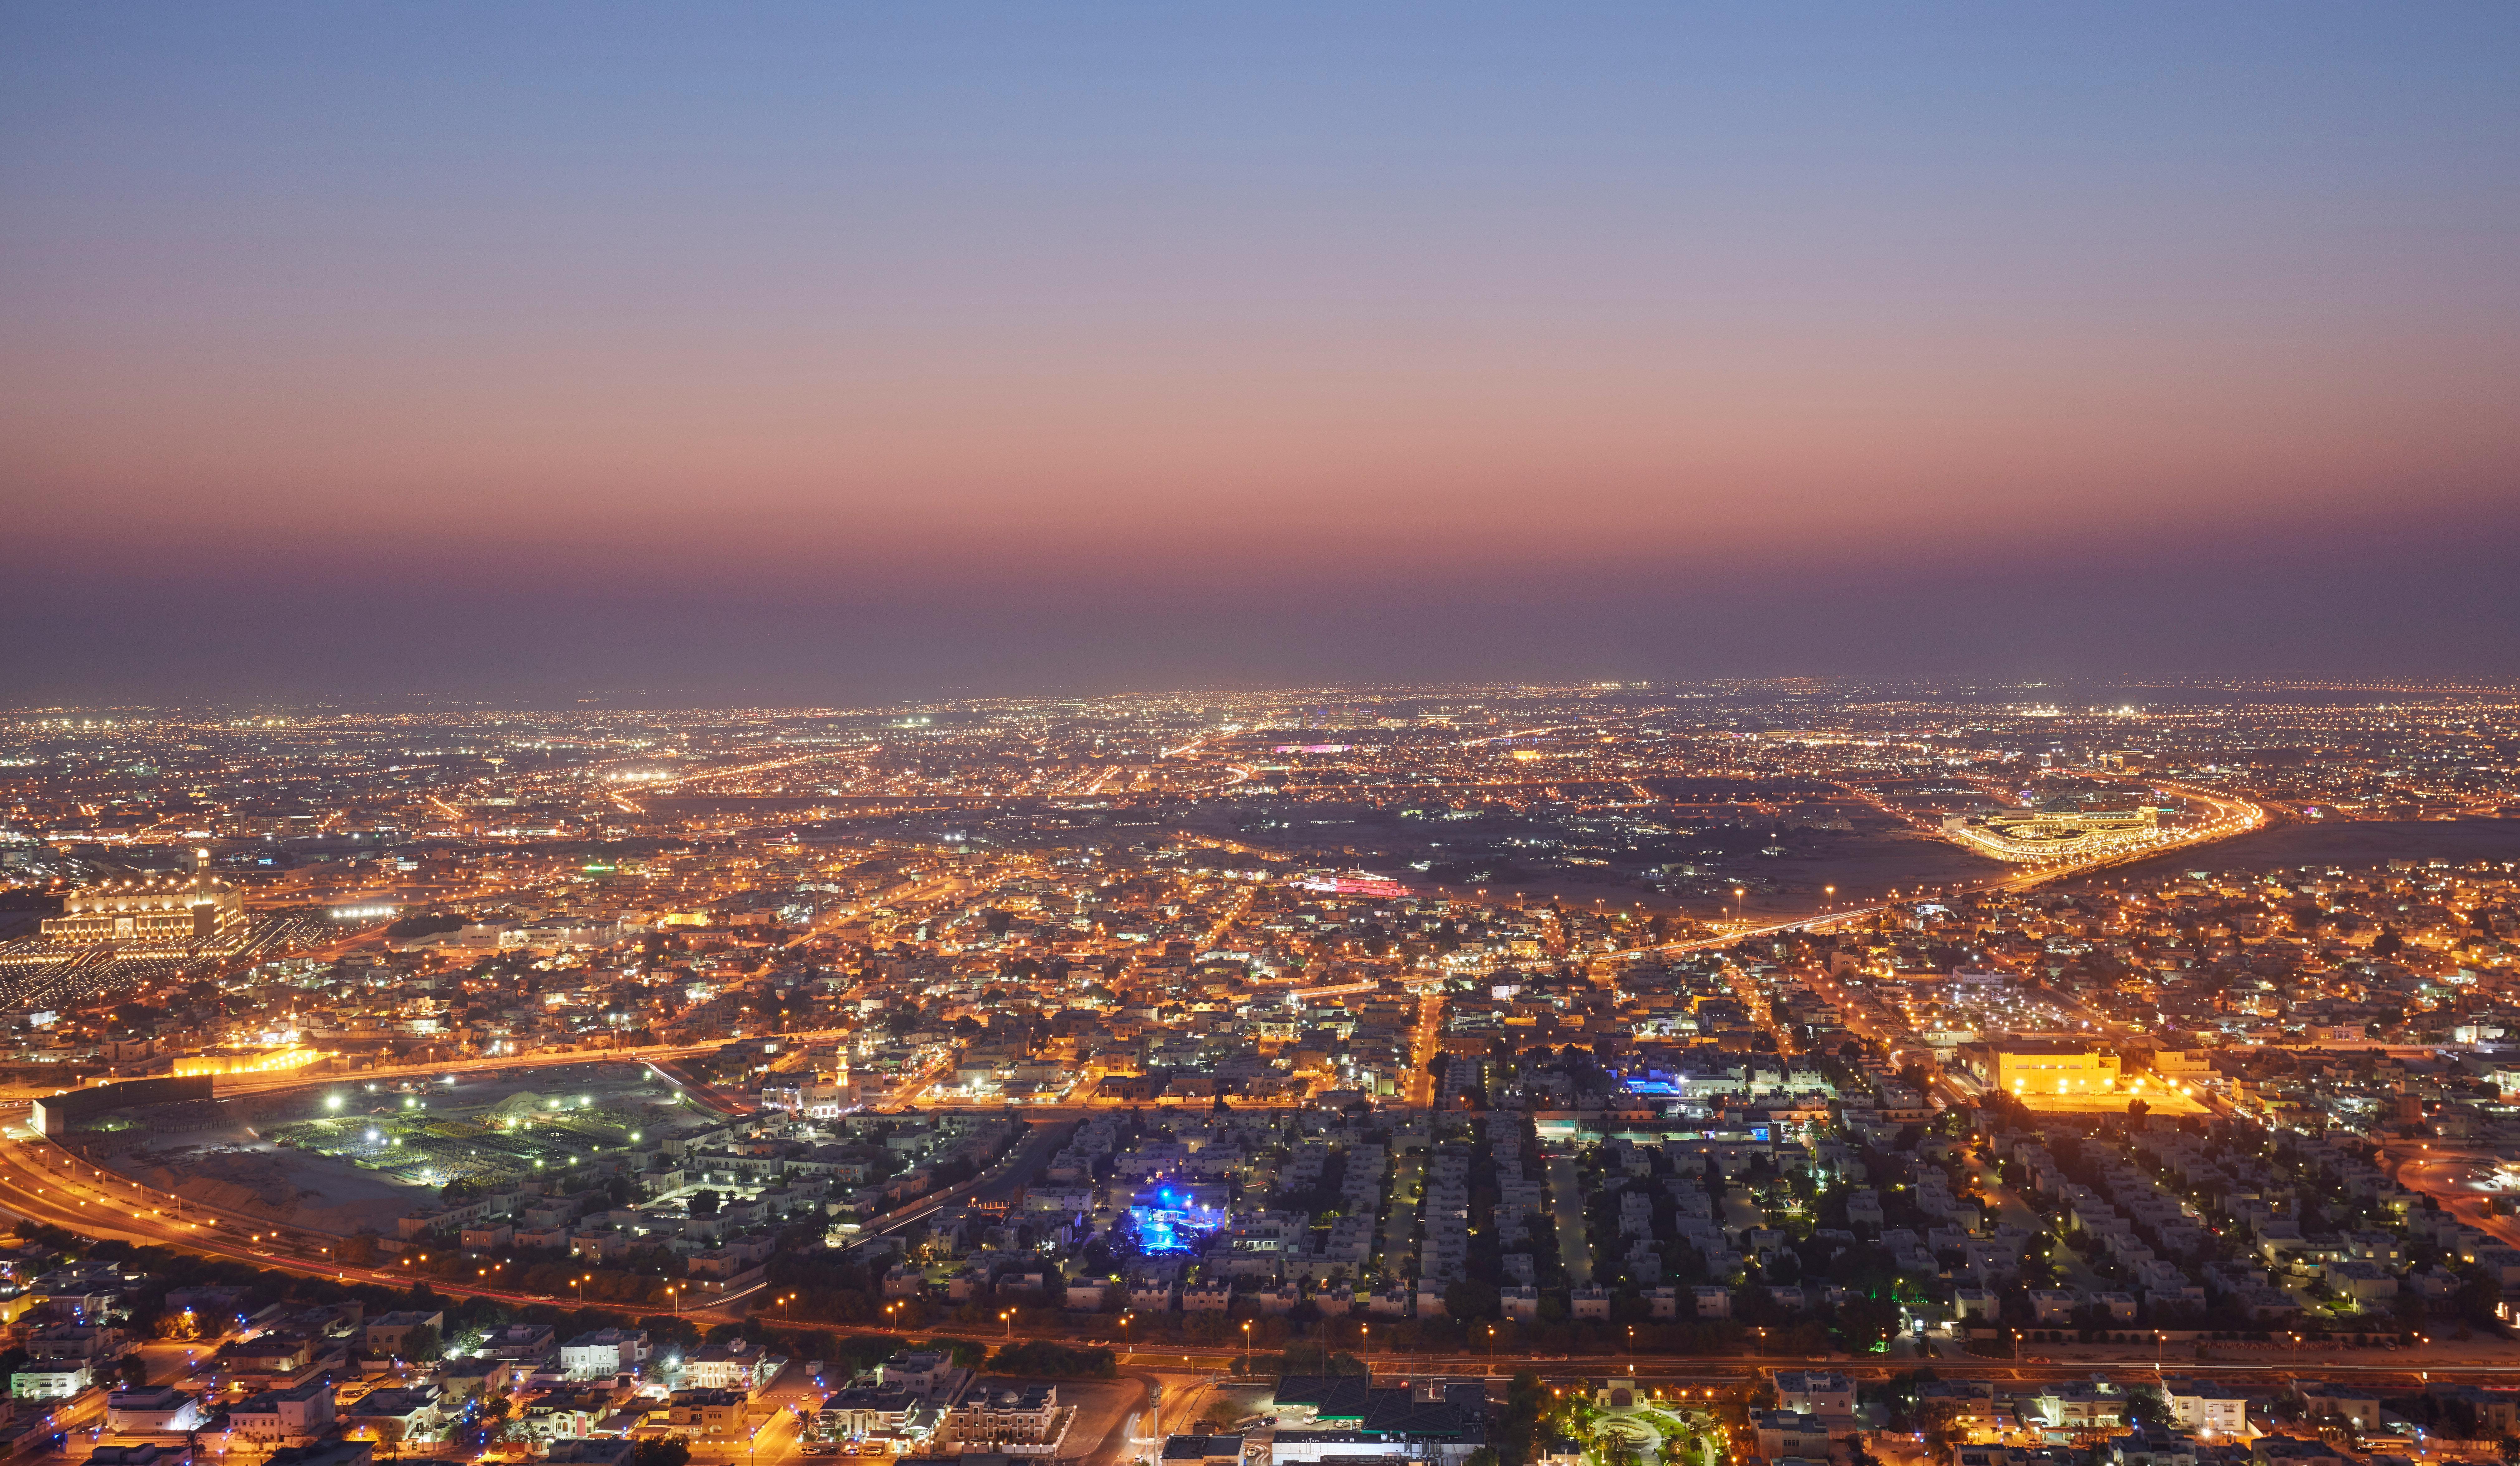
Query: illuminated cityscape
6 6 2520 1466
0 683 2514 1466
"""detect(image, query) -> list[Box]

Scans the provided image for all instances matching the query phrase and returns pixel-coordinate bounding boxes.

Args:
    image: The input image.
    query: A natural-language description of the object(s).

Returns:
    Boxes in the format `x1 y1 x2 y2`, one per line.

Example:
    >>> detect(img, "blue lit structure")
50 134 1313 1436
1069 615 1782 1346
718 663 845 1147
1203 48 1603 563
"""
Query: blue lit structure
1130 1186 1223 1255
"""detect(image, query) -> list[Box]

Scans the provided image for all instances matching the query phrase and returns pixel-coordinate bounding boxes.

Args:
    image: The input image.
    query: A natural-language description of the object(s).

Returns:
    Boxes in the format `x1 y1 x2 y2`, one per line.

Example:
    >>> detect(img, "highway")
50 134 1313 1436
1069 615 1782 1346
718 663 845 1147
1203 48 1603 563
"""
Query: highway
0 1031 879 1106
0 1121 769 1324
2390 1145 2520 1254
1598 771 2267 963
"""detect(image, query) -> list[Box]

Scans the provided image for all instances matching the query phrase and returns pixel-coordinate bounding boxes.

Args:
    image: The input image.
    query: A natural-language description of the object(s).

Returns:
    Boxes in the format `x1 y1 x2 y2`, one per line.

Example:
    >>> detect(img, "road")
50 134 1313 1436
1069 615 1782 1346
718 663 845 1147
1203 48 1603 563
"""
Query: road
0 1036 822 1106
2390 1146 2520 1252
1406 988 1444 1108
1599 771 2268 962
1547 1155 1595 1286
0 1126 763 1325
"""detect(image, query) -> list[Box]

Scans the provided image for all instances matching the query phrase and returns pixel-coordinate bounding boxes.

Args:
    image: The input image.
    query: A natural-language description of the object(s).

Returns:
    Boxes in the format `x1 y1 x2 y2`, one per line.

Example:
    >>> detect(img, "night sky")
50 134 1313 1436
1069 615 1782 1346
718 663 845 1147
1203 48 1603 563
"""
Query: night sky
6 4 2517 702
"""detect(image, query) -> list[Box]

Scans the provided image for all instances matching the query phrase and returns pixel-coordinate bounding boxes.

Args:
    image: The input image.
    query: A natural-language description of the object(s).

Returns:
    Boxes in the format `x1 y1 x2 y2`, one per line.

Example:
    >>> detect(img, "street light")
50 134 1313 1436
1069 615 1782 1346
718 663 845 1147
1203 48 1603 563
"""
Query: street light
1001 1309 1015 1339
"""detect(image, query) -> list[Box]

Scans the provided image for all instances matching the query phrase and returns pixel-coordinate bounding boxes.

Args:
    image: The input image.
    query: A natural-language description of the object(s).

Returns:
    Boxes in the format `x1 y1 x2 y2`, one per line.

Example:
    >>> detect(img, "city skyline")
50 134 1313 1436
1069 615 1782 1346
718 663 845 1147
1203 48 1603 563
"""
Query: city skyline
7 4 2520 700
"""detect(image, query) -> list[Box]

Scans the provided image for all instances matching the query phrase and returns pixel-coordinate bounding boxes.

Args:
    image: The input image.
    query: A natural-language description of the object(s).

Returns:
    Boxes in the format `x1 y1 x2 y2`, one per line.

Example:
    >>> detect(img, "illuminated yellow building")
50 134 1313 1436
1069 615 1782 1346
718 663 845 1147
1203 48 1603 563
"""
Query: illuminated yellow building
41 876 247 948
172 1047 325 1078
1944 802 2159 863
1961 1040 2121 1095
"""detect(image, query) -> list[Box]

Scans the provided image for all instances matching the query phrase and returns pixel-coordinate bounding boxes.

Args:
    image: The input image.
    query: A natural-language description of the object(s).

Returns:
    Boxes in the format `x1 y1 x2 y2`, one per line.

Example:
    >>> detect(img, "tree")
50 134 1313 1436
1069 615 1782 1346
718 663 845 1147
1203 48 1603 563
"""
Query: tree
403 1324 444 1363
2127 1384 2171 1433
635 1441 692 1466
1914 1399 1964 1464
689 1190 721 1217
1833 1293 1901 1354
2375 925 2405 959
366 1420 407 1459
1444 1279 1500 1321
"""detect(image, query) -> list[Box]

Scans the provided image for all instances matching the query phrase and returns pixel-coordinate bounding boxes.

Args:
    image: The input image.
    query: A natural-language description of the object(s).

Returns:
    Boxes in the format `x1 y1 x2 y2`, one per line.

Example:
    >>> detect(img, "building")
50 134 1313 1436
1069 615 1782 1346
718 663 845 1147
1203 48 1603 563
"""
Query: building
108 1385 208 1433
560 1328 651 1378
946 1383 1071 1453
818 1387 921 1443
1162 1437 1247 1466
30 1076 214 1137
1269 1377 1489 1465
343 1385 442 1443
11 1363 93 1400
229 1381 338 1445
436 1358 516 1402
1957 1040 2122 1099
484 1323 559 1363
362 1310 443 1357
2253 1437 2349 1466
2291 1382 2380 1431
2162 1379 2253 1438
683 1342 777 1393
2020 1382 2125 1431
873 1349 965 1401
1952 804 2159 863
657 1389 757 1440
1755 1413 1838 1459
40 876 248 948
1775 1373 1856 1421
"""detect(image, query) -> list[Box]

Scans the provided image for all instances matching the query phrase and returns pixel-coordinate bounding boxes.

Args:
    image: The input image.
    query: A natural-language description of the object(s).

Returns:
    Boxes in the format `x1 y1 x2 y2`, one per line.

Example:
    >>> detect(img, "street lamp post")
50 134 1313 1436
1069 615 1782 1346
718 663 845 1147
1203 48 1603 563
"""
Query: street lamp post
1001 1309 1015 1340
1488 1325 1497 1378
1242 1320 1253 1376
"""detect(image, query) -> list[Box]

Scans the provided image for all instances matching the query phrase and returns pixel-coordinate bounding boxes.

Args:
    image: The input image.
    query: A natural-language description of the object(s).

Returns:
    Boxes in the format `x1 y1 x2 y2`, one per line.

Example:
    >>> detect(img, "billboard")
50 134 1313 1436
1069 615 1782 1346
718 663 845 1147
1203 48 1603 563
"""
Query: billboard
32 1075 214 1136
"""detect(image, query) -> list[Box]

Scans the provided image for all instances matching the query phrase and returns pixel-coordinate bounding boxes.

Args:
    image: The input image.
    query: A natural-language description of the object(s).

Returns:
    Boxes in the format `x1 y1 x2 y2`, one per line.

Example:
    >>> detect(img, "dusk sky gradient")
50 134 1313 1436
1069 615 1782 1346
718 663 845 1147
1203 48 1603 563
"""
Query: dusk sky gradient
6 4 2518 701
